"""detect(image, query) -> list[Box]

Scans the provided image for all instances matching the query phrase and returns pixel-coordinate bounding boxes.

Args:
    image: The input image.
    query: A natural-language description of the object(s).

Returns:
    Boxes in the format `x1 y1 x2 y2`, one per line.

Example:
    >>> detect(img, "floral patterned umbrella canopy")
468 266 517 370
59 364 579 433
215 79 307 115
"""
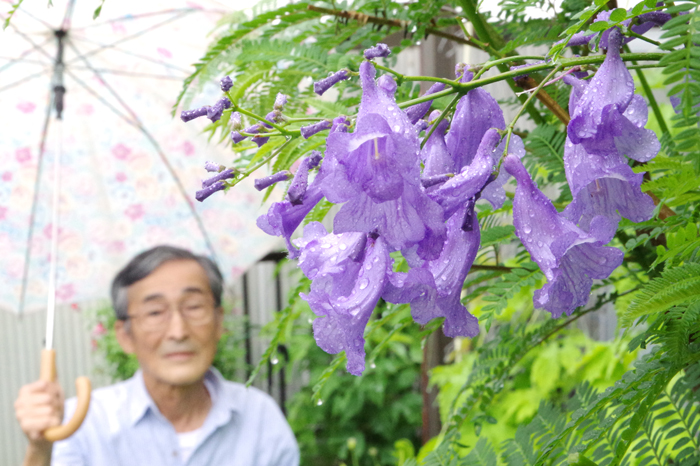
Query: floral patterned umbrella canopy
0 0 277 314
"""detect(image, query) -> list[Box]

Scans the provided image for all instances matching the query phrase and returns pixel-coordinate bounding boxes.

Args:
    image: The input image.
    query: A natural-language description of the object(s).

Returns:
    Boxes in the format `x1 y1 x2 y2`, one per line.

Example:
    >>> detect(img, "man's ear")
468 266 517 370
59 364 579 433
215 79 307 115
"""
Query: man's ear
115 320 135 355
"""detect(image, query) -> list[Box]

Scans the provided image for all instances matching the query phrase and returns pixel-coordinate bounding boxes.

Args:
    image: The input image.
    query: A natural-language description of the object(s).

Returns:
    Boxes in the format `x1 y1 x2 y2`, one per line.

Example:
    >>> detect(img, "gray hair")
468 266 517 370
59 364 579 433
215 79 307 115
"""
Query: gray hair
111 245 223 320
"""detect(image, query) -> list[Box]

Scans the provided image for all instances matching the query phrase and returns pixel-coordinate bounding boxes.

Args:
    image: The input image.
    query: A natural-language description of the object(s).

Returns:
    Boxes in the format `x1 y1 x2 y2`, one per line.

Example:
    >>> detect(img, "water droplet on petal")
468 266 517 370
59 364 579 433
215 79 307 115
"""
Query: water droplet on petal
359 279 369 290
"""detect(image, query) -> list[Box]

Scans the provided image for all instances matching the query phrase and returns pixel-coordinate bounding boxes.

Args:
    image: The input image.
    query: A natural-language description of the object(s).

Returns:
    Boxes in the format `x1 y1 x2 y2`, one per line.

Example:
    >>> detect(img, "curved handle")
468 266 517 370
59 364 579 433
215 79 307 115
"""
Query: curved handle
39 349 92 442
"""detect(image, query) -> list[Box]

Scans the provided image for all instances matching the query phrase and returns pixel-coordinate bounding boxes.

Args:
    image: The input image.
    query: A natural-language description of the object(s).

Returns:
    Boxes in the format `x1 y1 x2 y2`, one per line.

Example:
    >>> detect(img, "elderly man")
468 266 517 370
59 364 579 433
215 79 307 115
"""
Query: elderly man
15 245 299 465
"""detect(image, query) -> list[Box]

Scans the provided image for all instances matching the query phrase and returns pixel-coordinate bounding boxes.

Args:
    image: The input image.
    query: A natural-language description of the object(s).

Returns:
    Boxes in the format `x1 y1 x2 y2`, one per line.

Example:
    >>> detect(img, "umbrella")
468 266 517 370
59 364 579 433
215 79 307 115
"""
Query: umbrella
0 0 279 316
0 0 278 439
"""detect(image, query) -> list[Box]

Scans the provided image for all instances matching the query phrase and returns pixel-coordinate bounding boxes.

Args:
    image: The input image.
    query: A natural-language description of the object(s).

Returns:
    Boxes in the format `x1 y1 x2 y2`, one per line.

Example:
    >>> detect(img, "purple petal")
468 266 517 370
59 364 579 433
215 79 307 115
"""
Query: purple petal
445 82 506 170
300 120 332 139
363 43 391 60
304 235 390 376
405 82 446 124
256 175 325 258
207 97 231 122
563 137 655 236
504 155 623 318
567 29 635 156
231 112 242 130
429 129 501 220
231 131 247 144
314 69 350 96
421 110 454 177
253 170 292 191
331 116 351 133
288 156 316 205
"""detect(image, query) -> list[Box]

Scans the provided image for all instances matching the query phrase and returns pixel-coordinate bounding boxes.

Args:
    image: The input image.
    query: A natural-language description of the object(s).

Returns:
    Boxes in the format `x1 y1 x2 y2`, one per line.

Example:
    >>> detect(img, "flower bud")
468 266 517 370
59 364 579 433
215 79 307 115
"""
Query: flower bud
180 106 208 122
300 120 332 139
274 92 288 110
202 168 236 188
313 69 349 96
330 116 350 133
346 437 357 451
207 97 231 122
204 161 223 172
220 75 233 92
195 181 226 202
231 112 242 131
254 170 292 191
363 43 390 59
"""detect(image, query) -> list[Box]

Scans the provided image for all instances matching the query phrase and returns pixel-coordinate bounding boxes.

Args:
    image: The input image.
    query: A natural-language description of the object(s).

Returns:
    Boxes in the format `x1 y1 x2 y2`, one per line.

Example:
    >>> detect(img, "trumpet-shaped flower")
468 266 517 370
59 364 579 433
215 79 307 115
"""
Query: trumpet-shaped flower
504 155 623 318
296 223 389 375
566 28 659 161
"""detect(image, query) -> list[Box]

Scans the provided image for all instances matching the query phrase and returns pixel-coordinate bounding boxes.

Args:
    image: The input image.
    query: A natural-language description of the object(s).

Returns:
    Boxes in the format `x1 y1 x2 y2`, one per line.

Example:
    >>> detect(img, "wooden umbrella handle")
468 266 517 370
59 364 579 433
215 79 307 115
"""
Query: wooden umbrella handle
39 349 92 442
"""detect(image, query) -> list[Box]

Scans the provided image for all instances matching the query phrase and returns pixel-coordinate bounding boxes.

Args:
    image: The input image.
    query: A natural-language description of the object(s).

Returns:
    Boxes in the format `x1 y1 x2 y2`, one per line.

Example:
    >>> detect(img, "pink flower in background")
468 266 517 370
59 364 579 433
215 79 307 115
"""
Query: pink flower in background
111 22 126 34
112 143 131 160
125 204 145 220
77 104 94 115
91 339 98 351
157 47 172 58
115 172 127 182
182 141 195 156
107 241 126 253
43 223 62 239
2 171 12 181
71 303 81 311
15 147 31 163
92 322 107 337
0 207 7 220
17 101 36 113
56 283 75 301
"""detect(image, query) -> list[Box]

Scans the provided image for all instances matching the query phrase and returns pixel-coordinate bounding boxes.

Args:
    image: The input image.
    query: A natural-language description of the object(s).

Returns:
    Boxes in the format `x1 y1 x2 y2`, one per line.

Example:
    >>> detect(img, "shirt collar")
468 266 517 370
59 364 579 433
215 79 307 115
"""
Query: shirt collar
126 367 242 428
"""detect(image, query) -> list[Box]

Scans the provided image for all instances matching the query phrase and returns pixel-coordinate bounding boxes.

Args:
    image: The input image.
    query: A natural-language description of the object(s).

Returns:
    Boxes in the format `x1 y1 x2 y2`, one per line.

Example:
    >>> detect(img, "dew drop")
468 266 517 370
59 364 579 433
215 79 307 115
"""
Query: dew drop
321 243 331 249
523 225 532 234
317 399 323 406
271 357 279 365
339 243 347 250
359 278 369 290
370 363 376 369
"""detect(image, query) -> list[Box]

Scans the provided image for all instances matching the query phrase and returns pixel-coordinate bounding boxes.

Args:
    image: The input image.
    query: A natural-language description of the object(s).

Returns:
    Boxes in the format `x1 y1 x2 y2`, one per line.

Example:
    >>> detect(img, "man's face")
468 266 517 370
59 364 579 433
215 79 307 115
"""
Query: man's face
115 259 223 387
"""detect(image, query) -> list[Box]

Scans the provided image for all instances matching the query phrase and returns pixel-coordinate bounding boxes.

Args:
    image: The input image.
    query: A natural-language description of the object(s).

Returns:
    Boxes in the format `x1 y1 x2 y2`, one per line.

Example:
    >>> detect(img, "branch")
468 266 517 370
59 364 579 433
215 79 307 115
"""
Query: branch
306 5 479 48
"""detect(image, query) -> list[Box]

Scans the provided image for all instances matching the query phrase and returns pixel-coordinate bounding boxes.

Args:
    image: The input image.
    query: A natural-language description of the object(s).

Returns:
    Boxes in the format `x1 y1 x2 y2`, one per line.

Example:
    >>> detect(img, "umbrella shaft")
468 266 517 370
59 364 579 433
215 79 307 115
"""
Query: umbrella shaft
45 120 63 351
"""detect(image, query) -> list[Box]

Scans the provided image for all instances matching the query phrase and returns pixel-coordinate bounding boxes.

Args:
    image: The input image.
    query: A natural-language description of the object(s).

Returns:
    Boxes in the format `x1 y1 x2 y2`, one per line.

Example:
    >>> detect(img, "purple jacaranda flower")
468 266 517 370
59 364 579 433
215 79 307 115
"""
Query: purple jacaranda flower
504 155 624 318
421 110 454 177
384 202 480 338
202 168 236 188
595 9 669 49
253 170 292 191
241 123 270 147
331 116 351 133
566 29 659 161
300 120 332 139
405 82 446 124
274 93 288 110
221 75 233 92
562 138 655 241
196 181 226 202
363 43 391 60
207 97 231 122
314 69 350 96
231 112 242 131
288 153 323 205
296 223 389 375
262 110 283 128
445 71 506 170
429 129 502 220
204 161 223 173
320 61 445 258
257 171 326 258
180 106 208 122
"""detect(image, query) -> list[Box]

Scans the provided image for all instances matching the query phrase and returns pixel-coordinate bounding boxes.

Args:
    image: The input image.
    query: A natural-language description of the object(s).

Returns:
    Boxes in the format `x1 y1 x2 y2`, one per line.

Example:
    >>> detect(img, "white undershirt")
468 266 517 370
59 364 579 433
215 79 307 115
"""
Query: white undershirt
177 426 206 463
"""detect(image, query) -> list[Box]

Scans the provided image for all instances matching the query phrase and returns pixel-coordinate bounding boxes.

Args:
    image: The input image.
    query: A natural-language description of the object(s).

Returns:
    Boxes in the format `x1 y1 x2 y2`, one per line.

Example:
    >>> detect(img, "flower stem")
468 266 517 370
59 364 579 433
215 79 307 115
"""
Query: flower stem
234 139 294 185
420 93 461 150
225 91 290 135
625 29 661 46
373 63 462 86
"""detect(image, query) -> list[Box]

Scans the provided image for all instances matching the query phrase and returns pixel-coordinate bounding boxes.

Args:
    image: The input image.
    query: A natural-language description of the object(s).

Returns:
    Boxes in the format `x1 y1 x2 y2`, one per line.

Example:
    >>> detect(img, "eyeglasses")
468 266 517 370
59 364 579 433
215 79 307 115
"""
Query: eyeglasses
126 297 216 332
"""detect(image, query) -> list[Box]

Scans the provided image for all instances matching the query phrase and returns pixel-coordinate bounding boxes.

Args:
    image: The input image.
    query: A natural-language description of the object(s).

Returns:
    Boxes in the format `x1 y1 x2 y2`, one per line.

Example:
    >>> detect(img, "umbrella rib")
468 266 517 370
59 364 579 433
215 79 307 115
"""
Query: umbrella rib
64 41 220 264
7 22 55 61
63 10 193 64
0 38 54 74
67 36 191 75
18 91 55 317
0 68 53 94
61 0 77 30
63 68 139 126
70 8 210 31
11 4 53 30
70 67 185 80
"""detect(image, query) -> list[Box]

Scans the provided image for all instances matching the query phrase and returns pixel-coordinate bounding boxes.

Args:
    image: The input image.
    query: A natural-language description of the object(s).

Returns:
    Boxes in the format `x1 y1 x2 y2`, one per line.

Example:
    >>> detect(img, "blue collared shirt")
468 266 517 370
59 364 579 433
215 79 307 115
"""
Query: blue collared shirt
52 368 299 466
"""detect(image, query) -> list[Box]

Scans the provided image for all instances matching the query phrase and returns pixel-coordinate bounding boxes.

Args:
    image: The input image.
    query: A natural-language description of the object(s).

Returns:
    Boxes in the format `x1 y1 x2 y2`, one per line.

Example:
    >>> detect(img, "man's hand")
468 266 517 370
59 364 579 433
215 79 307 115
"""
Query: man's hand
15 380 64 466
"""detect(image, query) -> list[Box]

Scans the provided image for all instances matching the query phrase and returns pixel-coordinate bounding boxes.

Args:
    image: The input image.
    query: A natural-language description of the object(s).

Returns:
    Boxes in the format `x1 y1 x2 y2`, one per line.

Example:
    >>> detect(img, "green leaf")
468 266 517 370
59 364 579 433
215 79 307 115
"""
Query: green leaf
609 8 627 23
621 264 700 327
590 21 611 32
